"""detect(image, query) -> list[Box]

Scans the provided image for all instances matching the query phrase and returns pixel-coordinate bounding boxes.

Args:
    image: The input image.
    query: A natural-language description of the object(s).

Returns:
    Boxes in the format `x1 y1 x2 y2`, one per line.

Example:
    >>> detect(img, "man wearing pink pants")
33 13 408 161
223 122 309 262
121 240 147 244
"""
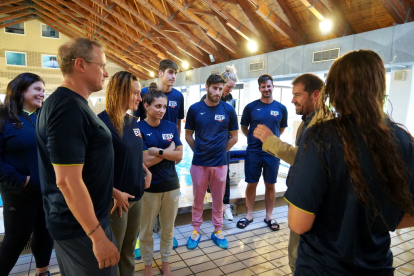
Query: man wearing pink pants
185 74 239 249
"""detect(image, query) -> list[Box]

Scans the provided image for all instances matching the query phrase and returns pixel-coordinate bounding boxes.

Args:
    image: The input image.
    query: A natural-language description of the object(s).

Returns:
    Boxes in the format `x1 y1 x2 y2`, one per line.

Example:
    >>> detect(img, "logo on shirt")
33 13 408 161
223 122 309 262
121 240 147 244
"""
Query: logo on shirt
146 133 152 136
215 114 225 122
257 108 262 111
169 101 177 108
200 112 205 115
271 111 279 117
133 128 141 137
162 133 174 141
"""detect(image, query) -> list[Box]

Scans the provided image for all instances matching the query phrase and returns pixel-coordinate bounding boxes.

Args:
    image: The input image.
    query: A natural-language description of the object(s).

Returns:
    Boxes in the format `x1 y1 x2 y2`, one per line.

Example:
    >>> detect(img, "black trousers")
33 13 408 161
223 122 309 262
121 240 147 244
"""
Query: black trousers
0 186 54 276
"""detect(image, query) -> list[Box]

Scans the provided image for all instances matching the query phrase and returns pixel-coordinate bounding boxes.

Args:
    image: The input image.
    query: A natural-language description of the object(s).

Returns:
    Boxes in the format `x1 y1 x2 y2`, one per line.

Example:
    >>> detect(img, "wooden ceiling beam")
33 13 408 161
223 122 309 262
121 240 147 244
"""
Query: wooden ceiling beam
33 0 87 26
53 0 160 71
134 0 230 62
0 10 32 23
0 3 30 14
88 0 192 67
0 15 34 29
236 0 277 52
201 0 272 53
69 0 166 61
106 0 210 66
214 13 245 46
248 0 303 45
274 0 307 43
32 0 85 28
0 0 23 8
213 0 238 3
299 0 351 37
186 8 216 16
106 54 149 80
166 0 241 54
35 12 151 79
378 0 414 24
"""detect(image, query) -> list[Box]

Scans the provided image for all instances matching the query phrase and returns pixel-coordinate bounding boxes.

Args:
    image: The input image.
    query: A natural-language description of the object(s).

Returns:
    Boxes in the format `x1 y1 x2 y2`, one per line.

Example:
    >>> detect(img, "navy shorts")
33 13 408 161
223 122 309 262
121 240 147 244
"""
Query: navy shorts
244 151 280 184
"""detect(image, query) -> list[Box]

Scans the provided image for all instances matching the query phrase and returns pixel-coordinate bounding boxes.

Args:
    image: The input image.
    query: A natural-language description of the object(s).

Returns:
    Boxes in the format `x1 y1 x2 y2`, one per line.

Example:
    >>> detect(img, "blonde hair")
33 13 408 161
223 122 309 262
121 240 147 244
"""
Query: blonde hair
57 38 102 76
221 65 238 82
106 71 138 138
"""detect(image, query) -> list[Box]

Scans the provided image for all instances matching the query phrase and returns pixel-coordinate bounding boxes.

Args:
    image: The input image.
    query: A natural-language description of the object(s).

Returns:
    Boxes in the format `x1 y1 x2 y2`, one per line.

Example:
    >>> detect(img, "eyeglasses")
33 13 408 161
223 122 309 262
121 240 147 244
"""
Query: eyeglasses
71 58 107 71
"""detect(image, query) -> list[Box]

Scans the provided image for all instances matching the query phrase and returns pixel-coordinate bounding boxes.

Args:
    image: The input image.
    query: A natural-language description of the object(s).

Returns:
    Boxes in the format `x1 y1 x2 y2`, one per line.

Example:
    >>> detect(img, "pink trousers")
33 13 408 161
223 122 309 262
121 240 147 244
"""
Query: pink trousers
190 165 228 232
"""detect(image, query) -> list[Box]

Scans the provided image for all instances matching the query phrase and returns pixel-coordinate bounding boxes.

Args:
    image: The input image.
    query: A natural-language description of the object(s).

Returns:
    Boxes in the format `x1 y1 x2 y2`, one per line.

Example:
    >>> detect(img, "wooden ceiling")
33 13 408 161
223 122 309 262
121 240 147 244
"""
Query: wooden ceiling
1 0 414 80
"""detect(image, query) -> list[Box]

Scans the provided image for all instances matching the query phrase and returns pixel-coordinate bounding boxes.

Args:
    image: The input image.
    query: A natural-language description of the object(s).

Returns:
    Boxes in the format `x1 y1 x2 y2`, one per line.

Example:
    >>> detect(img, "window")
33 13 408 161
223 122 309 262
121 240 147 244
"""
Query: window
5 21 24 35
5 51 26 66
42 54 59 69
41 24 59 38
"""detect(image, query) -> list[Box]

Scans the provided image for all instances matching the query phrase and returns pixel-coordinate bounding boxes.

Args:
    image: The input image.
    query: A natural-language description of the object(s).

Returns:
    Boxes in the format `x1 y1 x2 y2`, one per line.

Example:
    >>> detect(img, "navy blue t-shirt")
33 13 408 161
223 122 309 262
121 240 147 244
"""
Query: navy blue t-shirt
137 120 182 193
36 87 114 240
185 101 238 167
241 99 287 153
0 110 41 192
134 87 184 124
285 118 414 275
98 111 145 201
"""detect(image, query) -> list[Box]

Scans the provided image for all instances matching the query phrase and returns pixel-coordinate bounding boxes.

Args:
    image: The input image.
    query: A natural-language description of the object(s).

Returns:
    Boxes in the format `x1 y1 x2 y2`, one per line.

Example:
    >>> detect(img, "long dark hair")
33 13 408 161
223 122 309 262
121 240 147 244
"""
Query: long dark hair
0 73 45 131
309 50 414 218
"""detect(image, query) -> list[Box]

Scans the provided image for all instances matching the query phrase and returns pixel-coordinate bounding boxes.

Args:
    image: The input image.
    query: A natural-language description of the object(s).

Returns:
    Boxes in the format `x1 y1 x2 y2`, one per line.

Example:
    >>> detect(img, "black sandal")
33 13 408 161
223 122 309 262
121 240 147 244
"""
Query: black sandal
264 218 280 231
236 218 253 229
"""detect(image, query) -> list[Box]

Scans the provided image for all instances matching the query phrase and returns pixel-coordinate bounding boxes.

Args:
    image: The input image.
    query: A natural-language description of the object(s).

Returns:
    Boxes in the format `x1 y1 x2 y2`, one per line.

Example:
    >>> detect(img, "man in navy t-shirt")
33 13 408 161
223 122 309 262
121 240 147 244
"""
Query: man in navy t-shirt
36 38 119 275
185 75 239 250
237 74 287 232
134 60 184 135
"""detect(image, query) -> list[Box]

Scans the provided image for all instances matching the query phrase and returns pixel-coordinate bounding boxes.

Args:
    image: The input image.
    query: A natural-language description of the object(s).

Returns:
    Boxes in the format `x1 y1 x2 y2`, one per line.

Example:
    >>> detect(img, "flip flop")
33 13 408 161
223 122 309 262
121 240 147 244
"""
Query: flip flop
264 218 280 231
237 218 253 229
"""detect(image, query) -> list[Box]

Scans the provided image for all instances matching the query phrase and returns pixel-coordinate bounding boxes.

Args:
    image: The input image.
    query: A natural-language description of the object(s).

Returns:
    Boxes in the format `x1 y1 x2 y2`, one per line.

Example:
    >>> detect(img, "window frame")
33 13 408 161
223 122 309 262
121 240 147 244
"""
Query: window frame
41 54 60 69
5 51 27 67
40 23 60 39
4 21 25 36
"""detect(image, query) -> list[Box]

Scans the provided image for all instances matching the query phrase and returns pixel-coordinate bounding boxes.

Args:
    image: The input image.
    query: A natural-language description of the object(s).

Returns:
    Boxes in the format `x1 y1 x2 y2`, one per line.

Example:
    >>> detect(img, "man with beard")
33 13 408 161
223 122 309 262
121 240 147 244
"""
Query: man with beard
236 74 287 232
185 75 238 250
253 73 325 274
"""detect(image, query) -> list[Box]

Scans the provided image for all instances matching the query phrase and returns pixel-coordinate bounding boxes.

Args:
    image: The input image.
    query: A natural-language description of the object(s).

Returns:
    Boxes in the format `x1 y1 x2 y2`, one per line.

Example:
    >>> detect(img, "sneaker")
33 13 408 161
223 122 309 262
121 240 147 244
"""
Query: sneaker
35 272 50 276
205 192 212 203
173 236 178 249
211 231 228 249
134 239 141 260
223 204 233 221
187 231 201 250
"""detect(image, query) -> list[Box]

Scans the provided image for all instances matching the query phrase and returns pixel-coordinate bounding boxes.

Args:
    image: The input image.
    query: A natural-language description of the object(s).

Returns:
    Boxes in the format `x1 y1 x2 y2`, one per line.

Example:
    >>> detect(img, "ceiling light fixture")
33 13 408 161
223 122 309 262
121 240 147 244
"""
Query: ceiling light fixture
182 61 189 70
248 41 258 52
150 71 155 77
319 19 332 35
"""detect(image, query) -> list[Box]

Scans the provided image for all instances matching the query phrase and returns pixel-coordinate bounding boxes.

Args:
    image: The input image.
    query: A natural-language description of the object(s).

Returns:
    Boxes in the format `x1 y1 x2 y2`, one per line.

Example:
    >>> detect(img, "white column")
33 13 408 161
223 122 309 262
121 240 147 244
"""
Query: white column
387 67 414 133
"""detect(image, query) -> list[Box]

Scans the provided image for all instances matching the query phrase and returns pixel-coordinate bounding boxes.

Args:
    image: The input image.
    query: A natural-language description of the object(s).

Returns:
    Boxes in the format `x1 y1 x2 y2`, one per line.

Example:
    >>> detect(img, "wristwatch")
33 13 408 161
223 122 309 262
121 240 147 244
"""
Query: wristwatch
159 149 164 156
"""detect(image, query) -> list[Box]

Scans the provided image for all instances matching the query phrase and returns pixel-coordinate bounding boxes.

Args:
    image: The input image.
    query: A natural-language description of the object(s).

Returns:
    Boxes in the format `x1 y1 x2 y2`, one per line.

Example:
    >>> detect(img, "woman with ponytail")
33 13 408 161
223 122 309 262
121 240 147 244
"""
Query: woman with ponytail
97 71 150 276
138 83 183 276
285 50 414 275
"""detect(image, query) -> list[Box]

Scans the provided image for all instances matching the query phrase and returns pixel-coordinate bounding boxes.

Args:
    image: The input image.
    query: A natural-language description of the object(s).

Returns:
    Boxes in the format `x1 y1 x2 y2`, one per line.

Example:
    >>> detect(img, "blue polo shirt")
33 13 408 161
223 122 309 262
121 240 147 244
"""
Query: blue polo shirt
97 111 145 201
241 99 287 153
185 101 238 167
137 120 182 193
134 87 184 124
285 117 414 275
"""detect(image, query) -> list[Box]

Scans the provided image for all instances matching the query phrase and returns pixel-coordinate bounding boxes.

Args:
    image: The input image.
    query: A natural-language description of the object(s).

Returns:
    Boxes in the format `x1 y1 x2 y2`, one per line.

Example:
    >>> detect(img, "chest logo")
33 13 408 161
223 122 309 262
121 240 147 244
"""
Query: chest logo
271 111 279 117
133 128 141 137
215 114 225 122
162 133 174 141
200 112 205 115
169 101 177 108
146 133 152 136
257 108 261 111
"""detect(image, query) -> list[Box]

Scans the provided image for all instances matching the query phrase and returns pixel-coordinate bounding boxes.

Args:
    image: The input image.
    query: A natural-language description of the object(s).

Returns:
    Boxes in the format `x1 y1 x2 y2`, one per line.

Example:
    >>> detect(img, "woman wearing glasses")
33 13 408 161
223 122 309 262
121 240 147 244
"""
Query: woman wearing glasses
0 73 53 276
98 71 151 276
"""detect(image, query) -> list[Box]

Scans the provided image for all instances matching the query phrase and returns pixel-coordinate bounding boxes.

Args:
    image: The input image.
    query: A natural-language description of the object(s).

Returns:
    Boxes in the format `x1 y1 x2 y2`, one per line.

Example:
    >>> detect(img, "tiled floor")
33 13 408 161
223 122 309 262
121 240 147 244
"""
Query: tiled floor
6 202 414 276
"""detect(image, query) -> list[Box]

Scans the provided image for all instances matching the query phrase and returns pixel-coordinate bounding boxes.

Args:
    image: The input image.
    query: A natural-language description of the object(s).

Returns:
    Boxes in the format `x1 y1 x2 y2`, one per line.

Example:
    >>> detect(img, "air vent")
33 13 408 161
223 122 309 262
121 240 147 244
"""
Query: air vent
312 48 340 63
249 61 264 72
210 68 220 75
185 73 192 82
394 71 406 81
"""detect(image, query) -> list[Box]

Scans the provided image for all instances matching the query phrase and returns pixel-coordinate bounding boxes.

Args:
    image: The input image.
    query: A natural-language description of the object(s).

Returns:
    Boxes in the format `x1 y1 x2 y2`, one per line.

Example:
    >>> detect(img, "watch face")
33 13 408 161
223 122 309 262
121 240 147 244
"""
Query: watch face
159 149 163 156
